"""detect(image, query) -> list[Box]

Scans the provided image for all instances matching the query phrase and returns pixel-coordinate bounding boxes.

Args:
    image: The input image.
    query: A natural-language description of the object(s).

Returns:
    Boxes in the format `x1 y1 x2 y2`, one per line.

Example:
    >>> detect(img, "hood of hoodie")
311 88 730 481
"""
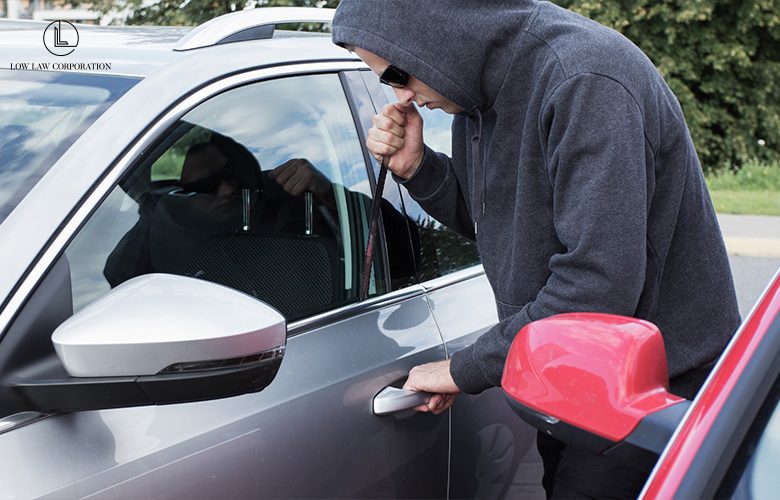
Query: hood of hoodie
332 0 539 113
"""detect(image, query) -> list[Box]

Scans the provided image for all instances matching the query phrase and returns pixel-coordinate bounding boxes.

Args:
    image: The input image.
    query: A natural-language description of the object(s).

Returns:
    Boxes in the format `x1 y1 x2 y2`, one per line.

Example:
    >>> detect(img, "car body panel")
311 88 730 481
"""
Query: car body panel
1 36 184 77
642 270 780 498
423 271 545 499
0 289 449 498
354 67 545 497
351 67 546 497
0 20 345 78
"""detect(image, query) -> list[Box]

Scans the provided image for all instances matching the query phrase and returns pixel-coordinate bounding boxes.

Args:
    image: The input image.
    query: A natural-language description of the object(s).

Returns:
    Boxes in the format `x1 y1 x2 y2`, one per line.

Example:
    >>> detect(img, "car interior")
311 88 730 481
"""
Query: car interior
105 122 348 321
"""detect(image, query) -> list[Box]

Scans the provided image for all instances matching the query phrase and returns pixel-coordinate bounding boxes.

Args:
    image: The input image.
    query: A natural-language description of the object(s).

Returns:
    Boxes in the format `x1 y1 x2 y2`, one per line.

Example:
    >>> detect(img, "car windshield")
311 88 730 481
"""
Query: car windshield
0 70 139 225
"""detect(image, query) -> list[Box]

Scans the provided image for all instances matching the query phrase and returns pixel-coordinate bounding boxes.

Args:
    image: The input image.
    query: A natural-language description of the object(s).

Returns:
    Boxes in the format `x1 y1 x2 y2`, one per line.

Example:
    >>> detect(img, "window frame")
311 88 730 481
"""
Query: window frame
340 69 418 291
76 72 384 318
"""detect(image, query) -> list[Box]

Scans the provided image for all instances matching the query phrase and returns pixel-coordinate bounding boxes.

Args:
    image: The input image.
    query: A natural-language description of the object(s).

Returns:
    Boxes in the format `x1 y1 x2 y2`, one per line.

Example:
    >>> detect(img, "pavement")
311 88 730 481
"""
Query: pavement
717 214 780 258
717 214 780 316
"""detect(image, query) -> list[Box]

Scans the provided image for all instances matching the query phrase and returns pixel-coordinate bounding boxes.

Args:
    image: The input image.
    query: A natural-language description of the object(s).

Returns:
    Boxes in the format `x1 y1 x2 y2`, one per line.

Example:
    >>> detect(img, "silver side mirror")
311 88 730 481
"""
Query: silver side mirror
53 273 285 377
10 274 286 413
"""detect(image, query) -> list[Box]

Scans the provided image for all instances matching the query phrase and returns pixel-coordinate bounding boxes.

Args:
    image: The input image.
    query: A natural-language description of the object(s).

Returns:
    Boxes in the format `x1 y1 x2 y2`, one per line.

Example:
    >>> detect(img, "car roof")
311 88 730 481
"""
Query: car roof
0 21 187 74
0 9 356 78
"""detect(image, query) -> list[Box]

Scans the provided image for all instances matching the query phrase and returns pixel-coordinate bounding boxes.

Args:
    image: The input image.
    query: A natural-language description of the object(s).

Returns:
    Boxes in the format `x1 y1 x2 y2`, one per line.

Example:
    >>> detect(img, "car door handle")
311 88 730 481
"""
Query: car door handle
373 386 432 416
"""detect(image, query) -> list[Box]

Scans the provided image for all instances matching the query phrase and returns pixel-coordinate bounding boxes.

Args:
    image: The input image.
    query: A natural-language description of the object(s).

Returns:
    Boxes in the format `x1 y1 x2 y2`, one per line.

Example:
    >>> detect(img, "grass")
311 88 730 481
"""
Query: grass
706 160 780 216
709 190 780 215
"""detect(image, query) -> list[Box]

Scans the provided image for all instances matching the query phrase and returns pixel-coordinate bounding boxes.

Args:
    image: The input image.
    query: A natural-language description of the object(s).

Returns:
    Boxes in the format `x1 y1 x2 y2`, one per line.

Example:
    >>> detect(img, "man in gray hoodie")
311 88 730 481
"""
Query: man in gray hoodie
332 1 740 497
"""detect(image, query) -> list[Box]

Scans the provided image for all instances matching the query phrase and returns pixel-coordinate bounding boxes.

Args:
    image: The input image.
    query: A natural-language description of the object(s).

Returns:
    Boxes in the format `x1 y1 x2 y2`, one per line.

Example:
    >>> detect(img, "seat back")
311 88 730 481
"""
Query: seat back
171 232 339 320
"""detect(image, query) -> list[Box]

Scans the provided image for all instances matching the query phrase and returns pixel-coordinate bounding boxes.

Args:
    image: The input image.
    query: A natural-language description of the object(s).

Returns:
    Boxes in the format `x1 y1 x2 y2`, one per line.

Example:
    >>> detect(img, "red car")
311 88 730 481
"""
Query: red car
502 269 780 498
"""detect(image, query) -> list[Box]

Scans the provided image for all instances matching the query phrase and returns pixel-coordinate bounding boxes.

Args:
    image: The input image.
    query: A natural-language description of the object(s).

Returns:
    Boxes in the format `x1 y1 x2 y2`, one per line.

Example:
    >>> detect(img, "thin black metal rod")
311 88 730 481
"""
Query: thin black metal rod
360 157 389 301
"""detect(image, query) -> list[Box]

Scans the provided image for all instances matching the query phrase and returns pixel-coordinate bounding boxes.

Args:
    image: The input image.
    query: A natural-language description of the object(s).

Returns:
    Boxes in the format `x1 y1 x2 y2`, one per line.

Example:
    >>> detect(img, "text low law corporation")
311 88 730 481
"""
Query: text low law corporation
10 62 112 71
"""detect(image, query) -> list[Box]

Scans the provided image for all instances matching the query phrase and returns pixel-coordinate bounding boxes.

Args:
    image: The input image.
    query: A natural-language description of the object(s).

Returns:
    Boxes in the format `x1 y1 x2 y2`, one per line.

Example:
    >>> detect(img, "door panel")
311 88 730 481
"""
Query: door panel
0 296 447 498
425 273 544 499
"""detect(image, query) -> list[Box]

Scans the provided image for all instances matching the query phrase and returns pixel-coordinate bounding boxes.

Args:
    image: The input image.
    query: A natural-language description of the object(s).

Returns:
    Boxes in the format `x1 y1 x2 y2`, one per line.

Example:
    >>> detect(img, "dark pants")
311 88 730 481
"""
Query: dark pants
537 431 650 499
537 363 714 499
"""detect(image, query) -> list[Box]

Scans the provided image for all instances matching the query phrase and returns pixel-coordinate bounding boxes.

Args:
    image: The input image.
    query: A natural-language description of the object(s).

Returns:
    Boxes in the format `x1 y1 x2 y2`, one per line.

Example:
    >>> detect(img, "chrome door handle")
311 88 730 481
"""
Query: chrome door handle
373 386 432 416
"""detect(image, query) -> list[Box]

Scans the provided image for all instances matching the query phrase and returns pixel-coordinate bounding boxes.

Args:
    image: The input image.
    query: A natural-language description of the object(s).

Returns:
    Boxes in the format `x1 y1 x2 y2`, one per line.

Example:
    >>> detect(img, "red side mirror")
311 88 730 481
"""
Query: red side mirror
502 313 688 460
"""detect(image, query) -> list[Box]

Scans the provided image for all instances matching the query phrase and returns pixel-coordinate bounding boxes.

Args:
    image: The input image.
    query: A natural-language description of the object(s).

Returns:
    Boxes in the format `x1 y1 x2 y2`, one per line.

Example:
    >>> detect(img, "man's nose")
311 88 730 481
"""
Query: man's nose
393 87 415 104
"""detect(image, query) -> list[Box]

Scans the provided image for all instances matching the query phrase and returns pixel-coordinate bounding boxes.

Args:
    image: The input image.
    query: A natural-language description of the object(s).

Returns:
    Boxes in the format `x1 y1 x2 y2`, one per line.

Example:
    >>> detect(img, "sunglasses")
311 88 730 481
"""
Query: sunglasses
379 64 409 88
181 162 233 194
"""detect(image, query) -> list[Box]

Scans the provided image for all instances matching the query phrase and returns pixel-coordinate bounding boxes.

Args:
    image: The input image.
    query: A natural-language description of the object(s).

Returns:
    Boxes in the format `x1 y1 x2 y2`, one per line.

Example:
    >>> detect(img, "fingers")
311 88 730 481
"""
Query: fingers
366 105 406 154
403 359 460 394
411 393 458 415
287 176 308 197
271 166 299 194
428 394 444 413
372 112 405 138
367 108 406 162
367 129 404 158
438 393 458 413
383 103 408 126
366 103 425 178
270 159 331 197
270 160 297 184
402 359 460 415
394 102 414 113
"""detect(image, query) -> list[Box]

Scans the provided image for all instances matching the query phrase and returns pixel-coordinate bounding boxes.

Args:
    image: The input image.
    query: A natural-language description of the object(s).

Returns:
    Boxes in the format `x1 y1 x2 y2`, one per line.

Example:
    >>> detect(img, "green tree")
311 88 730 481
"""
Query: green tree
553 0 780 171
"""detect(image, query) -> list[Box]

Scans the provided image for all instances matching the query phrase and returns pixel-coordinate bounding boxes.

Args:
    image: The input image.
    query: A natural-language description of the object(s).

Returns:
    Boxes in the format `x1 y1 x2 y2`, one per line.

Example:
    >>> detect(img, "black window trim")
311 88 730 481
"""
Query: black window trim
339 70 395 295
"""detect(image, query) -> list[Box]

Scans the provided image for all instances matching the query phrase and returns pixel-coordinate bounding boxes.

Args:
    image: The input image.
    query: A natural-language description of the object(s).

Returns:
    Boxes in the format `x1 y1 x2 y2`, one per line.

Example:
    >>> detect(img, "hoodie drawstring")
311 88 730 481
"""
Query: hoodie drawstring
470 109 485 235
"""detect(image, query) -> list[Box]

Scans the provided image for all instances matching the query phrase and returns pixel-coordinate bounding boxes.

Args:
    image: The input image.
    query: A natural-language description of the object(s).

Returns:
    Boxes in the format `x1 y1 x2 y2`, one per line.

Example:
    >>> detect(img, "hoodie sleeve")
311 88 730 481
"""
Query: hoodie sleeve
451 73 651 394
395 119 476 240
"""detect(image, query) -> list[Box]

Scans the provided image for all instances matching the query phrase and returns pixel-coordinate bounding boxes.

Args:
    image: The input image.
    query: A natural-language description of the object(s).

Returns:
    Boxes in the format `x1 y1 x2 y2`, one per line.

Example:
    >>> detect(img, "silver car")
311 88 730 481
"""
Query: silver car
0 9 542 498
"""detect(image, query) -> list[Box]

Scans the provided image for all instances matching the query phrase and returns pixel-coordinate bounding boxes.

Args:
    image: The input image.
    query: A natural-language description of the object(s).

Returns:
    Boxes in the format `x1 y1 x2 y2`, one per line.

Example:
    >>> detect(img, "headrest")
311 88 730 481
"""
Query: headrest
210 132 262 192
180 142 229 193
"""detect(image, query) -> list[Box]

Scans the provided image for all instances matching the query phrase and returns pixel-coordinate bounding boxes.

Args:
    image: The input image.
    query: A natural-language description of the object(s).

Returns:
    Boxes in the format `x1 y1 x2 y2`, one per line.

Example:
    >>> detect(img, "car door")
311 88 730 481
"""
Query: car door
361 72 545 499
641 271 780 499
0 66 449 499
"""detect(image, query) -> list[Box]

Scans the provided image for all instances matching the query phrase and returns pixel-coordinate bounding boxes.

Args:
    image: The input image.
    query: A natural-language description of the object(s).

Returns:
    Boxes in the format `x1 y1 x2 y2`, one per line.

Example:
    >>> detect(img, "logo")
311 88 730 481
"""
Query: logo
43 20 79 56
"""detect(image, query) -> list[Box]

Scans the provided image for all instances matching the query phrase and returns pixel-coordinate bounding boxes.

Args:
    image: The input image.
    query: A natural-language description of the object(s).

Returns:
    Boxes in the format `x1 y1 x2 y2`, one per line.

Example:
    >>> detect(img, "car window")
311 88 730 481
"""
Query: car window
64 73 388 322
0 70 138 225
718 379 780 498
381 86 480 280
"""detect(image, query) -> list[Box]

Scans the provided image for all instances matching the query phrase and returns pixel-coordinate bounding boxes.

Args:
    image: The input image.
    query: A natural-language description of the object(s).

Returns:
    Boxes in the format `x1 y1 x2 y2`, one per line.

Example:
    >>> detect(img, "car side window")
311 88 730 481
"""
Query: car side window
717 379 780 498
64 73 388 322
380 86 481 280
